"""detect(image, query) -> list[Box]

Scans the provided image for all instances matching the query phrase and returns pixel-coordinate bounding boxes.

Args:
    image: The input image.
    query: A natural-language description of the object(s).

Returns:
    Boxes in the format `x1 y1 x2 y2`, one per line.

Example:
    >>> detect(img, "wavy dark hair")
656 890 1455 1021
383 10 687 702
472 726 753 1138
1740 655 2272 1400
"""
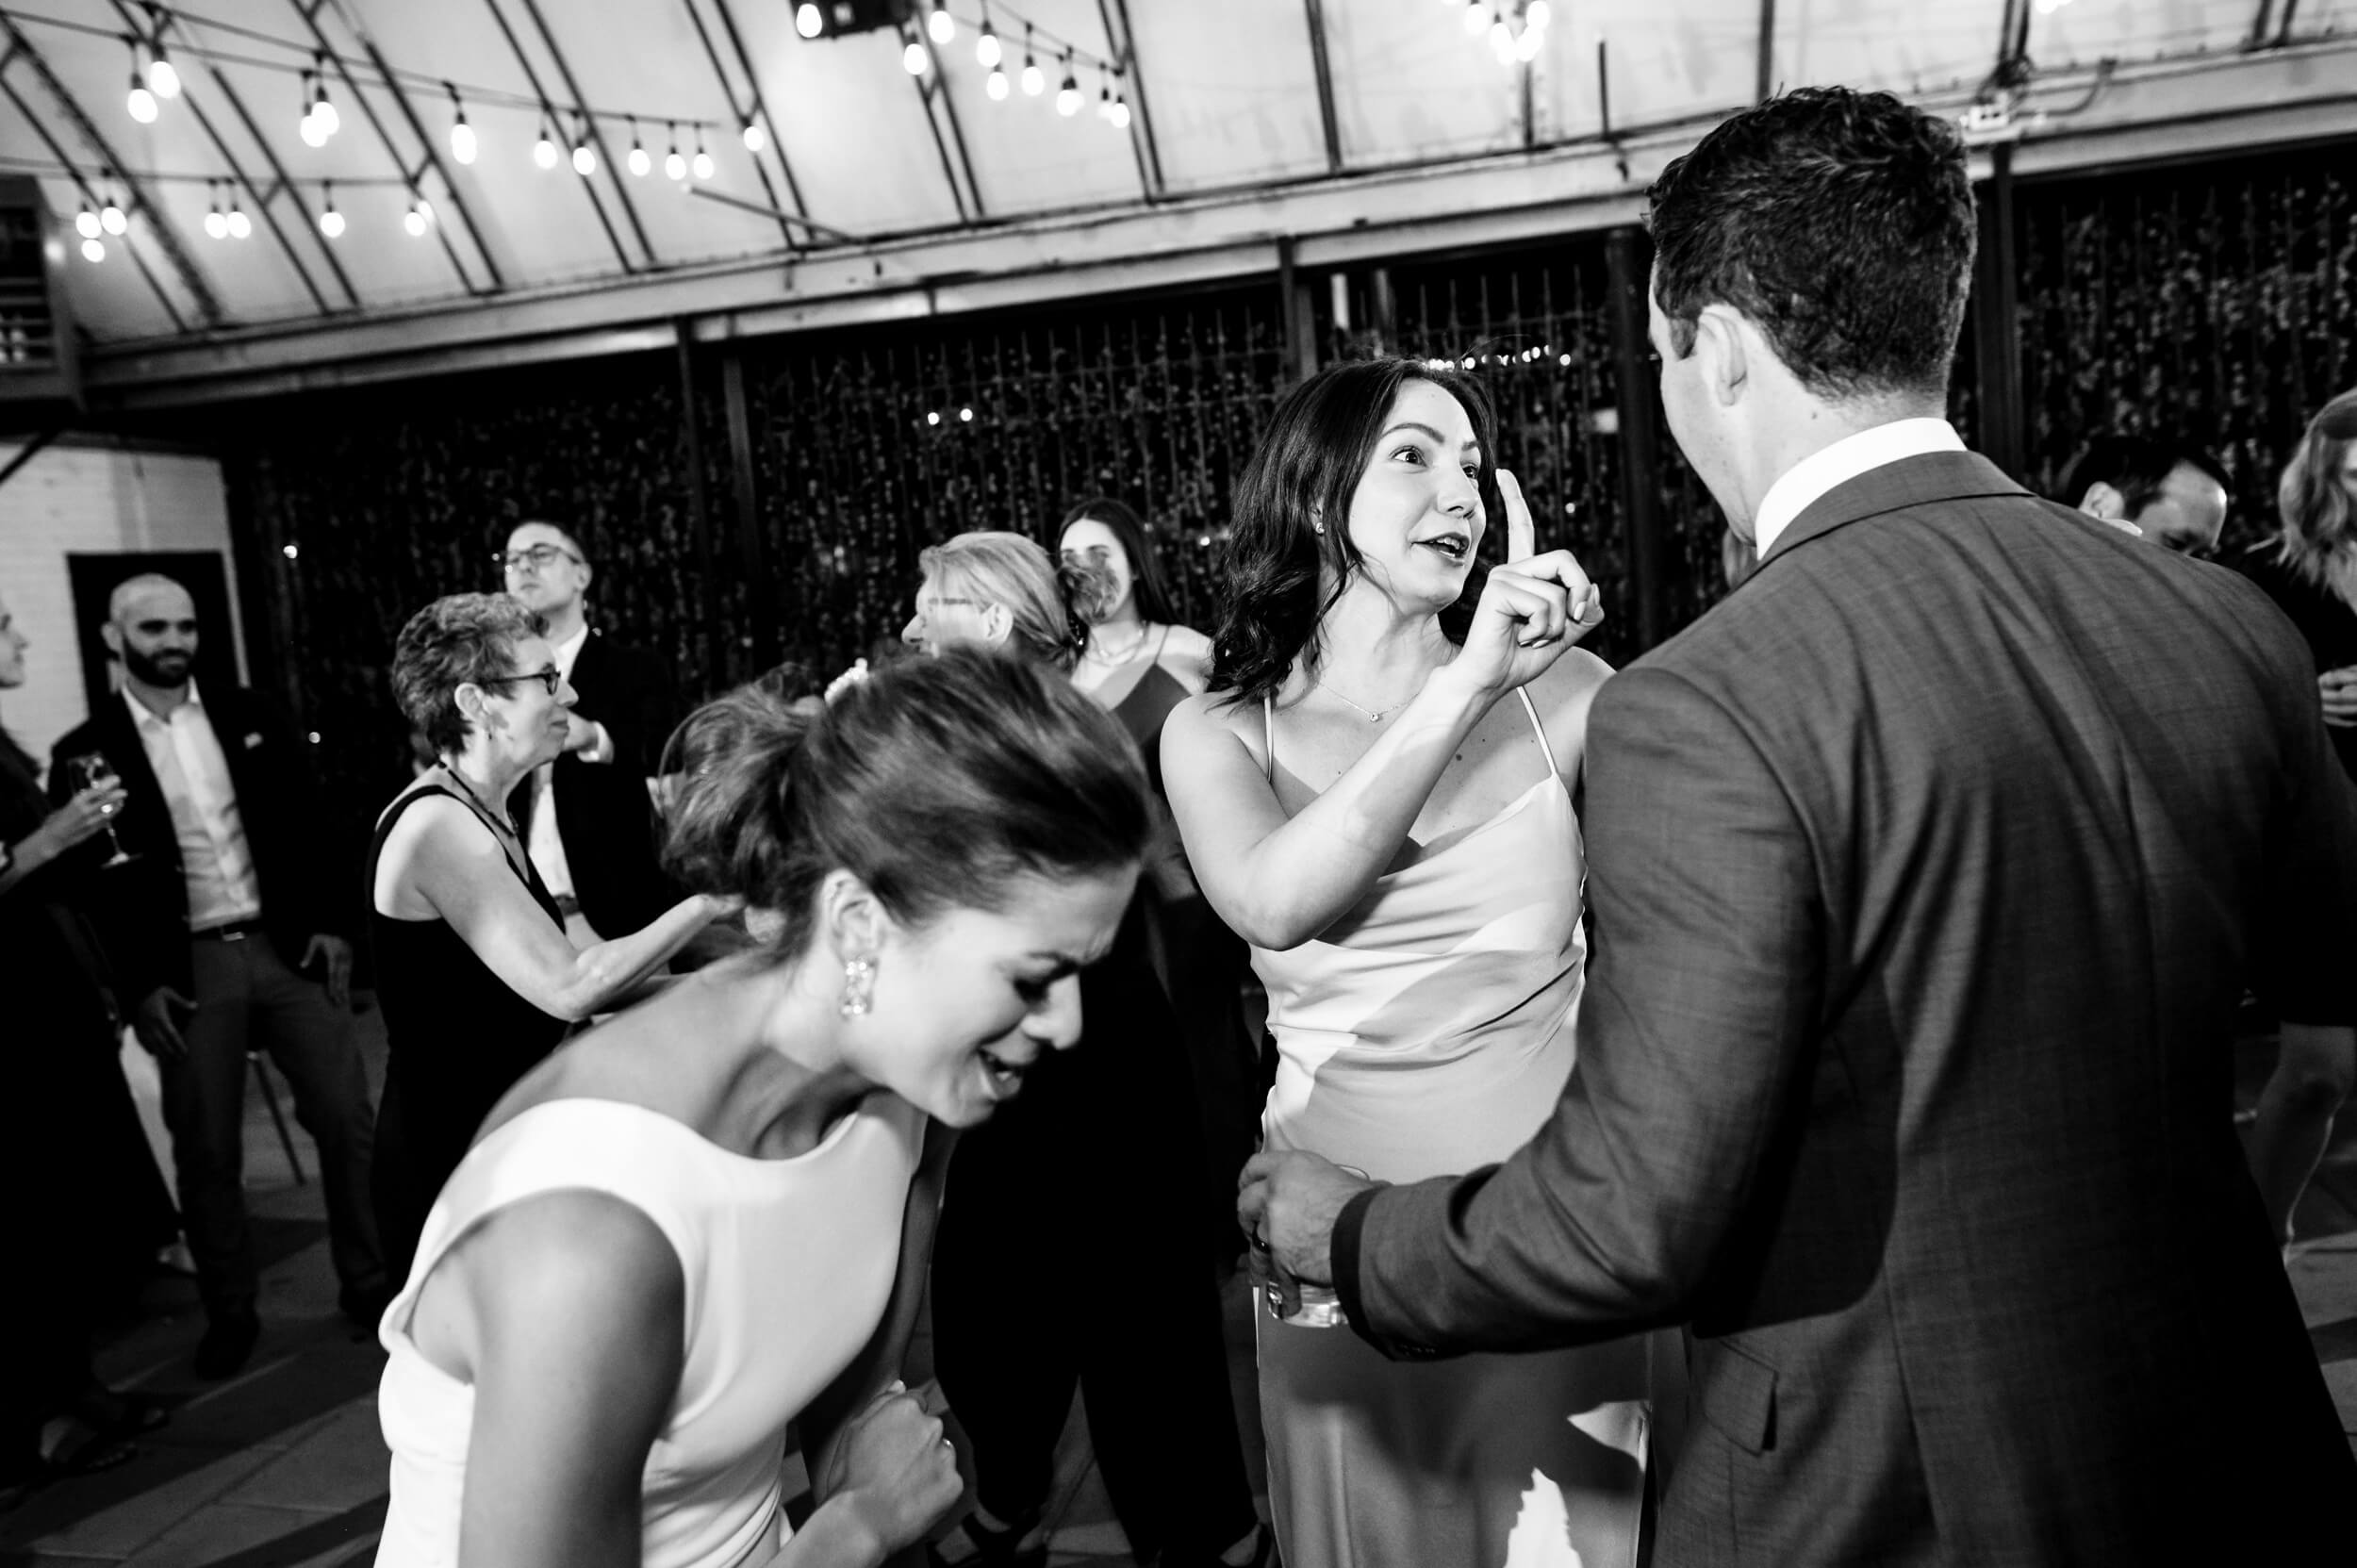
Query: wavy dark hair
1056 497 1178 626
662 647 1151 960
1650 86 1975 402
1207 357 1500 707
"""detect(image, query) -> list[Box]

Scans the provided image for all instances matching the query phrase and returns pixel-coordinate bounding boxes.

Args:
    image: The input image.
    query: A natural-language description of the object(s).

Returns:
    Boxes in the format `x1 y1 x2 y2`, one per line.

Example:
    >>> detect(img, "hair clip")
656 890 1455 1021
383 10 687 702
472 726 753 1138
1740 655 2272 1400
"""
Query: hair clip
823 658 870 704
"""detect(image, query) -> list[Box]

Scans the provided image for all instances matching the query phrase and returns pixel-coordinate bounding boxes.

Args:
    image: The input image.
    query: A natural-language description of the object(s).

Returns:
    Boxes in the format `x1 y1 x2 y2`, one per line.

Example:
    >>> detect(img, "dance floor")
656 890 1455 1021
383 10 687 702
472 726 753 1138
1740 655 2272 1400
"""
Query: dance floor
3 1008 2349 1568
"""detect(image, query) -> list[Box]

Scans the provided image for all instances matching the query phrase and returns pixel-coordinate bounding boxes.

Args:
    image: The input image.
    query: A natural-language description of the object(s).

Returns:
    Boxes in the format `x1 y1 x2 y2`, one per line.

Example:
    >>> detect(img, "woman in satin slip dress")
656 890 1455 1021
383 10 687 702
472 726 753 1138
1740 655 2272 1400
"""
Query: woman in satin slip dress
1162 357 1653 1568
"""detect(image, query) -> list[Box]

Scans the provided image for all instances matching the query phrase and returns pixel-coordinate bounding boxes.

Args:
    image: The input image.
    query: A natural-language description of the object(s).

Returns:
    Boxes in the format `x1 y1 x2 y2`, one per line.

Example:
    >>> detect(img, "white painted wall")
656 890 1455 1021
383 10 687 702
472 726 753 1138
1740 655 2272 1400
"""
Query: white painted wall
0 437 245 775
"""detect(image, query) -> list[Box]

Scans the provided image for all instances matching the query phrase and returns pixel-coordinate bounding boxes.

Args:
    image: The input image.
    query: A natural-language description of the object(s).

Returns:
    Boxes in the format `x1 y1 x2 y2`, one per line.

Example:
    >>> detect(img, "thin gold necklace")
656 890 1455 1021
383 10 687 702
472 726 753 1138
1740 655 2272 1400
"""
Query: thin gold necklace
1084 621 1152 665
437 759 519 838
1314 677 1411 723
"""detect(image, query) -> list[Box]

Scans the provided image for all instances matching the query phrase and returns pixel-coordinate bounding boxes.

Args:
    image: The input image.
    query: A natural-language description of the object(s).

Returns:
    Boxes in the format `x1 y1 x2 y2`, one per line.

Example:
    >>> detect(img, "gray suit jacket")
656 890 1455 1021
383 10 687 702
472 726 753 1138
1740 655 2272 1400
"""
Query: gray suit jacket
1331 452 2357 1565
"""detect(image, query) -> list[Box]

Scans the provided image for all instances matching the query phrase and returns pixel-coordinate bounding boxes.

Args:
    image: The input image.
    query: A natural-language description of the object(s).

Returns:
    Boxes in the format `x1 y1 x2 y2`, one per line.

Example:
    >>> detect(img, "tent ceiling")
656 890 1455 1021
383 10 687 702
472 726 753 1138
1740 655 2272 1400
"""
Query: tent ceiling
2 0 2351 376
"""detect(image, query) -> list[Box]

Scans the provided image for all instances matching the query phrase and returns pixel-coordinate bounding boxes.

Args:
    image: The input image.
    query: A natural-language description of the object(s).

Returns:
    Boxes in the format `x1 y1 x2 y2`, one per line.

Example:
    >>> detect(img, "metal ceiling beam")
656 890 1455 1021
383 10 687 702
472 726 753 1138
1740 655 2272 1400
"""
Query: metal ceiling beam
0 69 186 333
708 0 808 219
313 0 507 290
679 0 800 253
104 0 329 315
201 52 363 308
917 25 985 220
904 25 974 223
1300 0 1343 176
1098 0 1164 199
282 0 483 297
477 0 637 272
516 0 656 266
0 15 221 325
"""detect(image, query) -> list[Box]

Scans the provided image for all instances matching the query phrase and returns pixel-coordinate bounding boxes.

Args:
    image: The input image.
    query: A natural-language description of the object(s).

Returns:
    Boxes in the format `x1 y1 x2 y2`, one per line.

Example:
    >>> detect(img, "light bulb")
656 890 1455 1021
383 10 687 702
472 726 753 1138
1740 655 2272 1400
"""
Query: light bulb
1021 57 1044 95
1525 0 1551 27
742 118 764 153
795 2 822 38
534 127 559 169
1057 74 1080 117
128 78 157 124
1096 83 1113 120
300 111 327 147
147 53 179 98
75 206 100 239
205 206 227 239
451 116 476 165
903 41 928 74
319 206 343 239
414 197 434 225
1515 25 1543 60
1462 2 1487 35
629 141 651 176
404 206 426 237
928 4 954 44
101 200 127 236
1110 95 1131 130
1491 18 1515 62
572 140 597 176
977 25 1001 68
986 67 1009 100
691 146 714 179
226 206 251 239
313 94 338 137
81 237 104 262
666 147 686 180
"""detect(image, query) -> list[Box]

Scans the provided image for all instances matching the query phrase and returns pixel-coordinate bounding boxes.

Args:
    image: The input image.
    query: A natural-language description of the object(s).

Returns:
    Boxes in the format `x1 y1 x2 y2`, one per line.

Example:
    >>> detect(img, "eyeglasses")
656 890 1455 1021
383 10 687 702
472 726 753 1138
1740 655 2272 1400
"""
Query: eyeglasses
476 666 562 697
912 596 983 622
495 544 583 572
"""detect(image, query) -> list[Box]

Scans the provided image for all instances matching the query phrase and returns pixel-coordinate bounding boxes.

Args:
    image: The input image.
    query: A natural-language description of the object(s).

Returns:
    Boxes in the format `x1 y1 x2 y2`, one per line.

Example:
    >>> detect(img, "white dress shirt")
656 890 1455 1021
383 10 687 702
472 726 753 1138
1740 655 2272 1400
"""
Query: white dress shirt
1753 417 1967 560
526 624 593 900
124 680 264 932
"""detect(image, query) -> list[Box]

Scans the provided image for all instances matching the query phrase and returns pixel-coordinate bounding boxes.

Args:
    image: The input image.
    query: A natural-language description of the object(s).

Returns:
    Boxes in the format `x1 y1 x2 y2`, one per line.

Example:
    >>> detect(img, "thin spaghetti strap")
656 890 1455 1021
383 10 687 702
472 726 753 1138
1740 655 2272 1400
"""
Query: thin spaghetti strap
1155 622 1172 661
1514 686 1560 781
1261 695 1277 784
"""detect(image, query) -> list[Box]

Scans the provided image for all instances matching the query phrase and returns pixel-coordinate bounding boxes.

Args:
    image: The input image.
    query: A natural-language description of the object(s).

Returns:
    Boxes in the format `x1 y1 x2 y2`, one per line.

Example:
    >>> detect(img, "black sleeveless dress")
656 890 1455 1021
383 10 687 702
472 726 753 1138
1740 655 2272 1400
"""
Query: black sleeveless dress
366 784 569 1287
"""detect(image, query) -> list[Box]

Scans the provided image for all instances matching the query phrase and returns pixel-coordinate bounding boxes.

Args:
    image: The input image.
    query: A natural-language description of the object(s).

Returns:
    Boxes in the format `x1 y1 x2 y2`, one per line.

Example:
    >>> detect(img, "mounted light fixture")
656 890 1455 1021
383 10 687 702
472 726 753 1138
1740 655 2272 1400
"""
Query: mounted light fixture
903 39 929 74
628 119 651 176
81 237 105 262
404 193 434 237
100 192 127 235
225 199 251 239
741 116 765 153
145 40 180 99
927 2 955 45
976 12 1001 69
665 123 686 181
1021 27 1045 96
204 183 226 239
691 132 714 180
125 40 157 124
572 121 598 177
75 204 101 239
1056 52 1080 117
986 66 1009 100
795 3 822 39
534 120 559 169
310 58 339 137
318 182 344 239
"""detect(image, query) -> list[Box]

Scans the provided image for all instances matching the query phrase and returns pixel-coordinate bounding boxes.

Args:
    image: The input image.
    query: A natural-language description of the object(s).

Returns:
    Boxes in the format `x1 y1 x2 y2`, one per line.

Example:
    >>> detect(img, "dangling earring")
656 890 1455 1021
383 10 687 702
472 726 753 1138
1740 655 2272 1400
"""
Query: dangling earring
1312 520 1326 536
840 956 876 1018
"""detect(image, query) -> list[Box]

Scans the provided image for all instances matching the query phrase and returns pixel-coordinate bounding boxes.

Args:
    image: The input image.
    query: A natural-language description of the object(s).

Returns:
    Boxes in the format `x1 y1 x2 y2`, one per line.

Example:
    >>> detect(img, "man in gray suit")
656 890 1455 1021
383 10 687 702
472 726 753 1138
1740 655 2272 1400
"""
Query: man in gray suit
1243 88 2357 1562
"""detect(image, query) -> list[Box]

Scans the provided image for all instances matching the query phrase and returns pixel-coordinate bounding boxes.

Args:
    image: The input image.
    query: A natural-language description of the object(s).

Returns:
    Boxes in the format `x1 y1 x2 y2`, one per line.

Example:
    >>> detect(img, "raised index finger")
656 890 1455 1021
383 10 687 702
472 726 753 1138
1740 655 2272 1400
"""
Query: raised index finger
1498 468 1536 563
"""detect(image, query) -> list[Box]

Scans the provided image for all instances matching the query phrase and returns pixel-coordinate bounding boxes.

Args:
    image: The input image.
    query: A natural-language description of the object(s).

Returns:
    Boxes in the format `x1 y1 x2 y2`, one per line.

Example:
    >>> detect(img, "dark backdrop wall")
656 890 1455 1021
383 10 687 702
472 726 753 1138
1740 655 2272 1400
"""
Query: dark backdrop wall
192 136 2354 872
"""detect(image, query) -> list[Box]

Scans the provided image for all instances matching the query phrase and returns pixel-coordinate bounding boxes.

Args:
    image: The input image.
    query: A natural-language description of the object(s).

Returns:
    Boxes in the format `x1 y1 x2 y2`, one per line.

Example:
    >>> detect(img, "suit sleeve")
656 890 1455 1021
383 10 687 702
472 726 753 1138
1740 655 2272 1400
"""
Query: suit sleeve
596 644 682 780
1334 665 1825 1357
2250 633 2357 1026
255 695 350 939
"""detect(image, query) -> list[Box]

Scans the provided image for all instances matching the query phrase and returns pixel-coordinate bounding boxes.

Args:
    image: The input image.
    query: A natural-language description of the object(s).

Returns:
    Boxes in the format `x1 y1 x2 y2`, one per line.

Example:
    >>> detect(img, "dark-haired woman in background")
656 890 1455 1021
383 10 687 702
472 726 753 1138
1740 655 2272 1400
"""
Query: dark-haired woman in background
905 533 1270 1568
2239 391 2357 1252
373 648 1150 1567
369 593 728 1286
1057 498 1260 1264
1162 358 1643 1567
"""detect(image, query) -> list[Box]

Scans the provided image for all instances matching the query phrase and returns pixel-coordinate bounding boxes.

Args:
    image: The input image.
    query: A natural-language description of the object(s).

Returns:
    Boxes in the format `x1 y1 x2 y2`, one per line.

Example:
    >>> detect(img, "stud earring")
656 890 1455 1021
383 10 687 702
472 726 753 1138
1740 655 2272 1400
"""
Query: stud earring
839 956 876 1018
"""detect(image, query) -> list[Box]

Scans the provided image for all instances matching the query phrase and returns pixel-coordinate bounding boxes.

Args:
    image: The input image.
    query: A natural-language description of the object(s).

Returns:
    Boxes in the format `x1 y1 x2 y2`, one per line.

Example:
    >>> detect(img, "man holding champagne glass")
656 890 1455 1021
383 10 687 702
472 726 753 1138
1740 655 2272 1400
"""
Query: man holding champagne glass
51 574 385 1378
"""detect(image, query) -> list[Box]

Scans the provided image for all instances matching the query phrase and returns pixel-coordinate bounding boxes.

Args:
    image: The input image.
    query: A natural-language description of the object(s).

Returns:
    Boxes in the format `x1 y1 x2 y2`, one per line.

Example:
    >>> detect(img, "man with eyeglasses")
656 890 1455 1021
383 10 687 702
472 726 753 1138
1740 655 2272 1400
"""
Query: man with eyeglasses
497 520 680 947
50 574 384 1378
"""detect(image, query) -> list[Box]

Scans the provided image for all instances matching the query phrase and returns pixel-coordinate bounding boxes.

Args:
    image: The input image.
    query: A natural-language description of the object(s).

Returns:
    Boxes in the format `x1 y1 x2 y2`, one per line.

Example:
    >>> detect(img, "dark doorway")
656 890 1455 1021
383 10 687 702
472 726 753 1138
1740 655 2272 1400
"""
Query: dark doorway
66 552 243 717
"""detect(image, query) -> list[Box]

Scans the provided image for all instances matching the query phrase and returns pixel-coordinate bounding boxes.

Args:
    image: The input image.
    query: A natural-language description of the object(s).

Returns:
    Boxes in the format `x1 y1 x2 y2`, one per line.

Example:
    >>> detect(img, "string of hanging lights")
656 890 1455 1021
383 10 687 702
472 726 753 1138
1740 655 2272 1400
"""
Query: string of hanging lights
875 0 1134 132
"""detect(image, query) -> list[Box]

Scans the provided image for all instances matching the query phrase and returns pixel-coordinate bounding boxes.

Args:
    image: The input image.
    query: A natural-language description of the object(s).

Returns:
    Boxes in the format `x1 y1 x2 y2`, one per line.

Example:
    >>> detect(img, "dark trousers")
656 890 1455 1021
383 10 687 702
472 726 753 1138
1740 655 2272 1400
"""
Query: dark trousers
931 908 1258 1562
171 929 383 1314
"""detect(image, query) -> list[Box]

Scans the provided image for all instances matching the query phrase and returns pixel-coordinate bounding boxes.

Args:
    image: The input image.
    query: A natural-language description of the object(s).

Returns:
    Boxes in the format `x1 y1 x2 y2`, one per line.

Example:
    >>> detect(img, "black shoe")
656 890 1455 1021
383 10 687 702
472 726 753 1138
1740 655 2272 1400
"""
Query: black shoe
193 1308 260 1378
339 1282 391 1330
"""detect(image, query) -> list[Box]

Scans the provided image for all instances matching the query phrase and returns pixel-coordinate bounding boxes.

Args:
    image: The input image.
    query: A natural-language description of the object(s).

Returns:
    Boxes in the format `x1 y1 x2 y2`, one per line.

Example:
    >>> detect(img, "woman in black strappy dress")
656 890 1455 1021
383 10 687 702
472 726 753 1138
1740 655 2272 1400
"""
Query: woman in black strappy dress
368 594 727 1285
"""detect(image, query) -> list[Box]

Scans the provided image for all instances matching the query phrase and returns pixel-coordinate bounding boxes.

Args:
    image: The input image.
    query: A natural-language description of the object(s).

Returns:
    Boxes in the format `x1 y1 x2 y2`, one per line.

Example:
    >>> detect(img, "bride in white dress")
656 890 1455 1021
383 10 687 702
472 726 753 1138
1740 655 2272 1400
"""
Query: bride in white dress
1163 359 1650 1568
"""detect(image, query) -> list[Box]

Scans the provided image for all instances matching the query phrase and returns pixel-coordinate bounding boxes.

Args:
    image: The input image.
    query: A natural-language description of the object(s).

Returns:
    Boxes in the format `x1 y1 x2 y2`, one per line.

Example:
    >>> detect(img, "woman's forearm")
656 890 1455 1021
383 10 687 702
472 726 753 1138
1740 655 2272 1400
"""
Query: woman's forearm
1203 667 1493 949
552 896 721 1018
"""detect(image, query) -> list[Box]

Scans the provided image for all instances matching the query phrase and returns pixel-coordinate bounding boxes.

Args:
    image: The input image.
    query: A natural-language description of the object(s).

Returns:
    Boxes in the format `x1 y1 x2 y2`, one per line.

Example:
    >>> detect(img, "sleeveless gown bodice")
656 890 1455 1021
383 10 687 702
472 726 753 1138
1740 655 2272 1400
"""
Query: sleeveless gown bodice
374 1093 925 1568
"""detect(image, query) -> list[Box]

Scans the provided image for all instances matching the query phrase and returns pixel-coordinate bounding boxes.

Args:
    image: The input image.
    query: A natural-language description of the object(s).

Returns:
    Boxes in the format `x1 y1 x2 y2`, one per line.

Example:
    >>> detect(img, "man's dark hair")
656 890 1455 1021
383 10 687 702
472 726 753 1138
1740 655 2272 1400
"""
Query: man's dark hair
1648 87 1977 402
2059 434 2228 518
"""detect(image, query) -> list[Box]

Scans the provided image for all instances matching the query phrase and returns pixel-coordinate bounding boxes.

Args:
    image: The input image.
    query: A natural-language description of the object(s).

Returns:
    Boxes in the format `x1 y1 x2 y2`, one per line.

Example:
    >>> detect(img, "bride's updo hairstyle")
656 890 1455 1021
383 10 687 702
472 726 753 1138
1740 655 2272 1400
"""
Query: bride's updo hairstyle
663 646 1151 958
1211 356 1502 708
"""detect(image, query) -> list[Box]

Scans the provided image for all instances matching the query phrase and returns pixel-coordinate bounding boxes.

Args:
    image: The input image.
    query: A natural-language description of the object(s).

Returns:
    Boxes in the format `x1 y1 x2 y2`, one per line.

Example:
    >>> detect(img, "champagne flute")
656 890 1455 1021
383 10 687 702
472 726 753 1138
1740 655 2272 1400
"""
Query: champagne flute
68 752 137 867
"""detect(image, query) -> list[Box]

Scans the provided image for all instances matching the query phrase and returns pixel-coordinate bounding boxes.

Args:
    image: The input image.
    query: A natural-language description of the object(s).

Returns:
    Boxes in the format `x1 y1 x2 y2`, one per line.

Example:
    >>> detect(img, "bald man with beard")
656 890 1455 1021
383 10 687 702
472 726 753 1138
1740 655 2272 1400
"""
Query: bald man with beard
52 574 383 1378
